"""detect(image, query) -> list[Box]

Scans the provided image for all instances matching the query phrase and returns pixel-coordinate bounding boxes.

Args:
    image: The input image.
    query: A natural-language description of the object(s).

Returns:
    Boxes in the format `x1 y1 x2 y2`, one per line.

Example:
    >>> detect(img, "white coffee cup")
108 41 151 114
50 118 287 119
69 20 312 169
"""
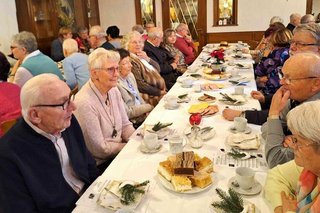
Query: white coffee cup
143 132 159 150
238 41 243 44
235 167 255 190
165 95 178 107
234 117 247 132
193 82 202 93
236 51 243 57
234 86 244 95
168 134 183 154
181 78 194 88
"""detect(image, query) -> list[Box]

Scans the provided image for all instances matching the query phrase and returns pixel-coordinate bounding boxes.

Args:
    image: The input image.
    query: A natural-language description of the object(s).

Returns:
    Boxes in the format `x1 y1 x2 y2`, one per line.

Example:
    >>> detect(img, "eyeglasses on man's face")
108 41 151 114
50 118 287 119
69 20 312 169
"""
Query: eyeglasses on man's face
279 73 320 85
289 40 320 48
289 135 320 150
34 93 75 110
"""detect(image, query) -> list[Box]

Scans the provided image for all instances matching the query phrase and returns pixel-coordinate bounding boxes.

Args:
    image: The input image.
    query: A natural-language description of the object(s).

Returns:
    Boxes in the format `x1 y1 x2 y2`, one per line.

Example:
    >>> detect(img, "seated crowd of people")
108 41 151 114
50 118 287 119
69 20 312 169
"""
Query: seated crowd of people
0 12 320 212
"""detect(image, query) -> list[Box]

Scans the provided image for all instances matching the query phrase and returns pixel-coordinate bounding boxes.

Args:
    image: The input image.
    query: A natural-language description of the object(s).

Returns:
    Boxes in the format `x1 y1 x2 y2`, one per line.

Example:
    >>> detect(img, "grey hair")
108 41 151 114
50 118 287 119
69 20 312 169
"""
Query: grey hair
287 100 320 145
11 31 37 53
293 23 320 45
20 74 60 119
290 13 301 22
88 48 120 70
89 25 106 38
121 31 142 50
289 52 320 77
175 23 187 32
132 25 144 34
63 38 78 54
301 14 315 24
147 27 163 39
270 16 283 24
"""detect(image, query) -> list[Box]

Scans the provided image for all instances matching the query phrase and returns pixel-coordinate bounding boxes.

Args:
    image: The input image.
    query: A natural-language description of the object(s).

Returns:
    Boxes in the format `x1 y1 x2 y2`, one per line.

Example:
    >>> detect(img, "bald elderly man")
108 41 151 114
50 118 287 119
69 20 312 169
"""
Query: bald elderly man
0 74 97 212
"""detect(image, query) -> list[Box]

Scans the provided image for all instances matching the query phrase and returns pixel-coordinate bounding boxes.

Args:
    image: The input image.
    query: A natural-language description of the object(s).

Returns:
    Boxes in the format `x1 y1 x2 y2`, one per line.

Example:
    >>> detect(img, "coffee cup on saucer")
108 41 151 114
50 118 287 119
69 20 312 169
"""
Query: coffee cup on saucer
164 95 179 109
235 167 255 190
234 117 247 132
181 78 194 88
143 132 159 151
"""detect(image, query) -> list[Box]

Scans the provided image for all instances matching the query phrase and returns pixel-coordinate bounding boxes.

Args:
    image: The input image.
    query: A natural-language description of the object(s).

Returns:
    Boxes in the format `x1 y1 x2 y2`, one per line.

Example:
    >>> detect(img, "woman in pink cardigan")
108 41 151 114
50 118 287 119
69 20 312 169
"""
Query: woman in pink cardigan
74 48 135 173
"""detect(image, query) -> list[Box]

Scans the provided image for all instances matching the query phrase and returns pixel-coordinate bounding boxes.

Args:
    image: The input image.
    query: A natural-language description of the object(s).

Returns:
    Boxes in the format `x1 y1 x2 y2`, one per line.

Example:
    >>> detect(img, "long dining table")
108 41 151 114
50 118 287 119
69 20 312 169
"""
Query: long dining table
73 43 273 213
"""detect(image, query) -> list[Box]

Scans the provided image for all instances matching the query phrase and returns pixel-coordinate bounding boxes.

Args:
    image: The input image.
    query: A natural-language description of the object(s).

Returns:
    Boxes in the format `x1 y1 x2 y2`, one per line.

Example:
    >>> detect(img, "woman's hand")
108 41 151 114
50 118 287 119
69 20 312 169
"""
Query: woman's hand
280 191 297 212
250 90 265 103
136 51 150 61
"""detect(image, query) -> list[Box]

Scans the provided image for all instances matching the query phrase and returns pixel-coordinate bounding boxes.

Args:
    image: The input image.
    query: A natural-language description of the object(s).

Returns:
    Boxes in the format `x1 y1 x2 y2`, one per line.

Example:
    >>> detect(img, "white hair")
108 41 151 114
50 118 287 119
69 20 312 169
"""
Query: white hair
88 48 120 70
121 31 142 50
89 25 106 38
287 100 320 145
147 27 163 39
63 38 78 54
301 14 315 24
269 16 283 24
20 74 60 119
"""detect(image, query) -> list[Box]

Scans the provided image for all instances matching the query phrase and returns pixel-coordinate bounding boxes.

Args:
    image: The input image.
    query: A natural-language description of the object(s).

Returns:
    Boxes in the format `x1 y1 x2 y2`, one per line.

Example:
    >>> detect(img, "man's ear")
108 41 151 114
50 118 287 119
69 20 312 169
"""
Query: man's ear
28 108 41 124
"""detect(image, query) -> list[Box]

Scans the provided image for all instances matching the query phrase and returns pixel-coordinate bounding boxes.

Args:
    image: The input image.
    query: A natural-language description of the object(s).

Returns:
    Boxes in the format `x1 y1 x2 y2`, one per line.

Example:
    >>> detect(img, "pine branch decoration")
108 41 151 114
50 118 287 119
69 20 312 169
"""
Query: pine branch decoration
211 188 244 213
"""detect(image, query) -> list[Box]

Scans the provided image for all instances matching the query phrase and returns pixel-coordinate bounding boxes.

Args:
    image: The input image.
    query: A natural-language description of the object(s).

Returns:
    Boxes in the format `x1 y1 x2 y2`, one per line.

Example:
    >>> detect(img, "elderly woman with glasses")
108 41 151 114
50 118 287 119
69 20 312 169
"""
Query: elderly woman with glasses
116 48 153 128
122 31 166 106
264 100 320 212
74 48 135 173
9 31 63 87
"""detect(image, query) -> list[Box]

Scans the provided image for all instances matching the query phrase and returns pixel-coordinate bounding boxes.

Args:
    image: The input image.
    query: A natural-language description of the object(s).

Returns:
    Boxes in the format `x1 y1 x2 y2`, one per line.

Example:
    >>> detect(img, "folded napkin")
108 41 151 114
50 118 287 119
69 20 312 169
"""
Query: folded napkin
226 133 260 150
97 180 149 211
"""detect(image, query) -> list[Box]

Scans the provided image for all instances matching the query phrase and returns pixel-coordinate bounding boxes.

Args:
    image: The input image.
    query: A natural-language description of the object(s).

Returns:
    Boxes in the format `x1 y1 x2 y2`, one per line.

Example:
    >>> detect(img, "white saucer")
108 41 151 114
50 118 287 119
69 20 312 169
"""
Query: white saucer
139 144 162 154
229 126 252 134
164 103 180 110
228 176 262 196
181 84 193 88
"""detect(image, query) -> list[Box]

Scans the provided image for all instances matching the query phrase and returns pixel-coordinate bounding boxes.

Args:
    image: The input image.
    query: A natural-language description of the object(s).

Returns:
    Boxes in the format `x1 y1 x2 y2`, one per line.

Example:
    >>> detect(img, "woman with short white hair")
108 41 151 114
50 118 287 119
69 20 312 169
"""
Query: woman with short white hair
62 38 89 89
73 48 135 173
122 31 166 106
264 100 320 212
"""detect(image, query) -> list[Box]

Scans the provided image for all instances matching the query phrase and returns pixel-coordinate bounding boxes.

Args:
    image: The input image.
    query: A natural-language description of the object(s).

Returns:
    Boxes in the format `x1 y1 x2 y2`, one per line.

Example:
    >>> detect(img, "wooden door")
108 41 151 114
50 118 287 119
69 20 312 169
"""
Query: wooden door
161 0 207 50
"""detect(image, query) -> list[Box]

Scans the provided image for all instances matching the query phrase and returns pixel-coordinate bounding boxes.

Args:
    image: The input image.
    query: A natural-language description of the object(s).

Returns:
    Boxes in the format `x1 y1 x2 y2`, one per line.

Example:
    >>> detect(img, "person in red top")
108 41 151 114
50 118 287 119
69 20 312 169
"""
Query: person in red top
0 51 21 136
174 23 196 65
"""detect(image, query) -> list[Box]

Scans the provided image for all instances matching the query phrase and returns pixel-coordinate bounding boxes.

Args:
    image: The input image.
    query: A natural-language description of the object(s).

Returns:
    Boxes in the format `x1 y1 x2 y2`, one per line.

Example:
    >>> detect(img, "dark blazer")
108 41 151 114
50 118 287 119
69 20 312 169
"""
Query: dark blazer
0 116 97 213
144 41 178 89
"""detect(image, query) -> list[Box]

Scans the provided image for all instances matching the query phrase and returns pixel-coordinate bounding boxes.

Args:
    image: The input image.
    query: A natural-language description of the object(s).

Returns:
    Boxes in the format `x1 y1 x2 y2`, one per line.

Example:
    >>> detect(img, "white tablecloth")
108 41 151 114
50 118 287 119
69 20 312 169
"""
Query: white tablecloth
73 43 273 213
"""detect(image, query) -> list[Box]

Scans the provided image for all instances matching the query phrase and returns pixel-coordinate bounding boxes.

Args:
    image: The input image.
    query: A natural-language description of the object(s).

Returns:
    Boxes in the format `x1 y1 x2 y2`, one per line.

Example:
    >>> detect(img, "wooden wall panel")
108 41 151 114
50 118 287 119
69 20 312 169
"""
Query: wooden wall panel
206 31 264 49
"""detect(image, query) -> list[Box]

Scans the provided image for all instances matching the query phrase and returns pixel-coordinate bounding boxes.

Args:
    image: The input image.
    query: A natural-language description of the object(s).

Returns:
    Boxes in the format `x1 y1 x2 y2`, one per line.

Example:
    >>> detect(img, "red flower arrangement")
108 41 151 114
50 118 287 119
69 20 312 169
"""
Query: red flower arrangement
210 48 225 64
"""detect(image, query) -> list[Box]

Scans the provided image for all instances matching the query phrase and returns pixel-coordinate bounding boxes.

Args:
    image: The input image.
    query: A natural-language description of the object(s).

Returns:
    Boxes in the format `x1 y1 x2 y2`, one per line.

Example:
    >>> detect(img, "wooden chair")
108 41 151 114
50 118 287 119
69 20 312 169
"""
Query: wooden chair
1 119 17 135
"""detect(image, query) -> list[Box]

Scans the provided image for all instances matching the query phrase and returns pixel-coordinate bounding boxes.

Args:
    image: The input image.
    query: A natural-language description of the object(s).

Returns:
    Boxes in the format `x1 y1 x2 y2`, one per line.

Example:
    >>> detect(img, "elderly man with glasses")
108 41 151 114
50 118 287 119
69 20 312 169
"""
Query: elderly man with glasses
222 23 320 125
262 52 320 168
0 73 98 212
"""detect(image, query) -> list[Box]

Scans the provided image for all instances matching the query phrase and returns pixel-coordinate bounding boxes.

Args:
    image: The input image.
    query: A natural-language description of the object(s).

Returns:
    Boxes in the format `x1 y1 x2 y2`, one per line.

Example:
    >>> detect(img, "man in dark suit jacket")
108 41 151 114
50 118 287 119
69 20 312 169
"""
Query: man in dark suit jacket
89 25 114 50
144 27 178 90
0 73 98 213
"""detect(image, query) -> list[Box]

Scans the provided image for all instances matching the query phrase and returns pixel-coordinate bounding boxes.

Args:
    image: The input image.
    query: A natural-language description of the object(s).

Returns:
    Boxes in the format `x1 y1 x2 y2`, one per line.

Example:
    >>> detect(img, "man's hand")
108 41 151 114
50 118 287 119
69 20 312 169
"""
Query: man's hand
222 108 242 121
251 90 265 103
269 87 290 117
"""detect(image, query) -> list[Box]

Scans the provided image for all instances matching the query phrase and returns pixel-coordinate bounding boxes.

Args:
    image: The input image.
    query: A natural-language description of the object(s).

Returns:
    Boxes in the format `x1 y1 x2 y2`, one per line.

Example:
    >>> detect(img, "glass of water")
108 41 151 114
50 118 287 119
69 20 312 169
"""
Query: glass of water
168 134 183 154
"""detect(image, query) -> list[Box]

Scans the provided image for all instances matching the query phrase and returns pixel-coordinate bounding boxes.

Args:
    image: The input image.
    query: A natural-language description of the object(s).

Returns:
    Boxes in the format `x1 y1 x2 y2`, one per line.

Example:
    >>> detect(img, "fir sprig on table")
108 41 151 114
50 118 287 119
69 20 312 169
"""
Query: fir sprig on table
119 180 149 205
211 188 244 213
227 148 246 159
152 122 173 132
